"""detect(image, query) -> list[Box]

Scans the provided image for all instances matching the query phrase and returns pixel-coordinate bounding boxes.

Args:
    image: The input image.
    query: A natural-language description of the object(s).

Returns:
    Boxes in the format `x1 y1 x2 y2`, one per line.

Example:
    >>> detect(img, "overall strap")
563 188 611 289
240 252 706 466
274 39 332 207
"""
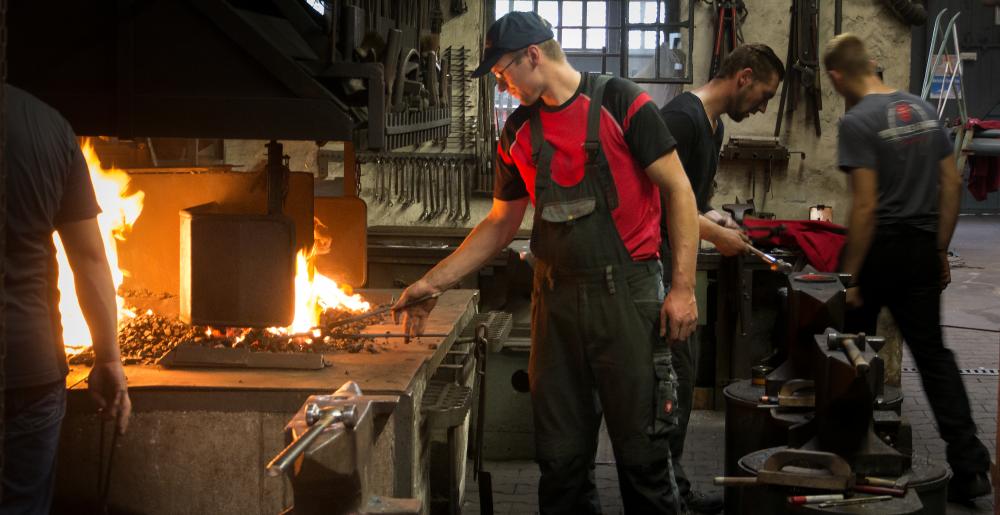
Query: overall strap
583 73 619 210
584 73 612 164
529 107 554 195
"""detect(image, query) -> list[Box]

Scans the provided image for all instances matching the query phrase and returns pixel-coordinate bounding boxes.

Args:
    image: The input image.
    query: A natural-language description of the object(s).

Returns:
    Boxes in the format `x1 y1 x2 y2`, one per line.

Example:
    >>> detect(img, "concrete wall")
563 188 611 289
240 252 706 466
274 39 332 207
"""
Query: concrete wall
222 1 912 229
704 1 912 224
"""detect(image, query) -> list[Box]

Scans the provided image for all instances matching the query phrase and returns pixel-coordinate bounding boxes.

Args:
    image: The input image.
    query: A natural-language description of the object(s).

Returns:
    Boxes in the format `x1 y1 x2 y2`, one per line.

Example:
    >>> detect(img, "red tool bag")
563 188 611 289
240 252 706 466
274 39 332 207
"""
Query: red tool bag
742 219 847 272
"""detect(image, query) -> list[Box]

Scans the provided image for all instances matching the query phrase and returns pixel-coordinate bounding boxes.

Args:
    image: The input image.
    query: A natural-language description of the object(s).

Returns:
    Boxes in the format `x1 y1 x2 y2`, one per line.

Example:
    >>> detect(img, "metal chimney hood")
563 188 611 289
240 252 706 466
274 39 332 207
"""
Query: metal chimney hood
7 0 404 145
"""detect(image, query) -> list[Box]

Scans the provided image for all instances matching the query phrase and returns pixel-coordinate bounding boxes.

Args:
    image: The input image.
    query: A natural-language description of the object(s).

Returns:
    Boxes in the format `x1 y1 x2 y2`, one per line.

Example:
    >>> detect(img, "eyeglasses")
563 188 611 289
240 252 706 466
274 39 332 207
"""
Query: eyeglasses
493 50 527 89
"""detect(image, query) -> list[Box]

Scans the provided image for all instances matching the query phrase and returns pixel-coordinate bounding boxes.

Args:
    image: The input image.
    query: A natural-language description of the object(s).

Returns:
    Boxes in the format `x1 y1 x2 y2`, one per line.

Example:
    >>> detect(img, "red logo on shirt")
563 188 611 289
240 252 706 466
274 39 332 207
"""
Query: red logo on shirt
895 103 912 123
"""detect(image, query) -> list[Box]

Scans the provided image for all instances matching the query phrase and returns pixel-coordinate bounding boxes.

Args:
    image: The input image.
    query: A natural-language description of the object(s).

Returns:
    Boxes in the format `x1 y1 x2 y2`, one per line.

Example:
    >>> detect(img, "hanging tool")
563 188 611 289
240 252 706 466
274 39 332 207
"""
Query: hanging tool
774 0 823 138
825 330 882 375
714 449 854 491
817 495 893 508
708 1 747 78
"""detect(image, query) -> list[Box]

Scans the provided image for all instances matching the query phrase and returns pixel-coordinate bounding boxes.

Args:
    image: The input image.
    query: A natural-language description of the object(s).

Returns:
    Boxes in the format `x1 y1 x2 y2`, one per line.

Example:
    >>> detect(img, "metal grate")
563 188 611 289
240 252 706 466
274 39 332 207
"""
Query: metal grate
460 311 513 353
421 380 473 430
902 366 999 376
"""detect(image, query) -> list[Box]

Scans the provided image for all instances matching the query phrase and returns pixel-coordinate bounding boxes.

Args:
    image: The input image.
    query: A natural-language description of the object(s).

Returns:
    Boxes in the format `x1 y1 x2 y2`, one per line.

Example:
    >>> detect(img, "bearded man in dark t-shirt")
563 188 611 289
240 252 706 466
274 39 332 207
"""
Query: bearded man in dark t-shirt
824 34 991 504
3 84 132 512
657 44 784 514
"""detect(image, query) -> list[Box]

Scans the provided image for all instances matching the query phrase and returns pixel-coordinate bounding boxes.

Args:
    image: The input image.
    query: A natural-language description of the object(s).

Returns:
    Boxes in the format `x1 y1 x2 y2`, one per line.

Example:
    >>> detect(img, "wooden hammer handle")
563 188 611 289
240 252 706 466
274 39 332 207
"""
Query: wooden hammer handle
714 476 759 487
842 340 869 373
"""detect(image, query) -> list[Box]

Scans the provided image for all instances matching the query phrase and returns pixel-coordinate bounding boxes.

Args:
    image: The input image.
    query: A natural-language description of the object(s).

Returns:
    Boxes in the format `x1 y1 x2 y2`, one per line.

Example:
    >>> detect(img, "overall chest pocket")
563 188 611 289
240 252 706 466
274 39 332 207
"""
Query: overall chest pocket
539 197 596 223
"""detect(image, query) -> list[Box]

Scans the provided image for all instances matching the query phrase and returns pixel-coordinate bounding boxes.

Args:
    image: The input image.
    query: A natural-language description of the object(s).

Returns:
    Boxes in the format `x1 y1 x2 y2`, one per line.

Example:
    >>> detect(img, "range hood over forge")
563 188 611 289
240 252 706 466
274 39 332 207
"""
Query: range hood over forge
8 0 450 149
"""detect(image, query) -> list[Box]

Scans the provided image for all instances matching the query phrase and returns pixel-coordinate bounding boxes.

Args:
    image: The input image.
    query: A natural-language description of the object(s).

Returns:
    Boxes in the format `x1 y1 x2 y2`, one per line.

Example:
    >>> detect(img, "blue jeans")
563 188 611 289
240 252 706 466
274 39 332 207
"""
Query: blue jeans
1 381 66 515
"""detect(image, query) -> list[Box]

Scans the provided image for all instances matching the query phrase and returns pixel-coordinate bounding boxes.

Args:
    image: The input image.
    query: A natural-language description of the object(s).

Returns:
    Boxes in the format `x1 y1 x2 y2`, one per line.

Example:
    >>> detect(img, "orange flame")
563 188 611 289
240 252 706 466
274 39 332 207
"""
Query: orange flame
57 139 144 354
286 249 370 334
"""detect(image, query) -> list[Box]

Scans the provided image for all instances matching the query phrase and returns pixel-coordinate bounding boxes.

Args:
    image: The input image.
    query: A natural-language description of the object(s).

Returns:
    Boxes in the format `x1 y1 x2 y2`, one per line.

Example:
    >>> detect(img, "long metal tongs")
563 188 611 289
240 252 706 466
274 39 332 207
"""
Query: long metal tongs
325 291 444 330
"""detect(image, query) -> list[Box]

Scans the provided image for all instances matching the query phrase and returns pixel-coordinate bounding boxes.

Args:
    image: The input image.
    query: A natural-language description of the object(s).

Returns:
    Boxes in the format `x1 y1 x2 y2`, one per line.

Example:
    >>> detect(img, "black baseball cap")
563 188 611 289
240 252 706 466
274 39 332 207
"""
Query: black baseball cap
471 11 555 78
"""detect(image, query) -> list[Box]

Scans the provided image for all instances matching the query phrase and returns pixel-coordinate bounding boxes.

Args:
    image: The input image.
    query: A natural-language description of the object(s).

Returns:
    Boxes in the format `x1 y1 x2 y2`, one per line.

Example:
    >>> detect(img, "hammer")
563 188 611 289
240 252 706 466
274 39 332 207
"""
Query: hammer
826 330 870 374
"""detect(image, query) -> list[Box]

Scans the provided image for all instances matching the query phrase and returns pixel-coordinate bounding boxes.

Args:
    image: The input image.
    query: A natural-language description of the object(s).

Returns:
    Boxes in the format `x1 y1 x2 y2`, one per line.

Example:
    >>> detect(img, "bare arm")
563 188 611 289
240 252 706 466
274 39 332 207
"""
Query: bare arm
393 197 530 336
839 168 878 305
57 218 131 434
647 151 700 340
698 213 749 256
936 154 962 288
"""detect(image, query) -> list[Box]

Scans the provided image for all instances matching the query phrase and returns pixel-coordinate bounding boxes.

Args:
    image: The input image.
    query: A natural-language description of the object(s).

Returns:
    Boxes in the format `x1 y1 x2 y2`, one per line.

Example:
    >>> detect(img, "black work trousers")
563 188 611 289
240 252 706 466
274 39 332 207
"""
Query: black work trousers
666 334 697 498
846 226 991 477
659 253 696 500
530 261 682 514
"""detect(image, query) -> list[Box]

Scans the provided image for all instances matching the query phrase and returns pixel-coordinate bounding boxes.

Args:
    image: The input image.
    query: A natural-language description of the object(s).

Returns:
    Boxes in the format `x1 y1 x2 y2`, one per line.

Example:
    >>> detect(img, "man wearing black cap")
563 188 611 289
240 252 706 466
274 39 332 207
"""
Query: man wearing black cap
393 11 700 514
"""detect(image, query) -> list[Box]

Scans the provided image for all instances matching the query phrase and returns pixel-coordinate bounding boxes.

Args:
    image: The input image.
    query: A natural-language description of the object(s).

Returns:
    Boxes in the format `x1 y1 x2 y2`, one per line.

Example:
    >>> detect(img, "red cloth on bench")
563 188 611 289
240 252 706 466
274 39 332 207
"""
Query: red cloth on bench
742 219 847 272
966 118 1000 201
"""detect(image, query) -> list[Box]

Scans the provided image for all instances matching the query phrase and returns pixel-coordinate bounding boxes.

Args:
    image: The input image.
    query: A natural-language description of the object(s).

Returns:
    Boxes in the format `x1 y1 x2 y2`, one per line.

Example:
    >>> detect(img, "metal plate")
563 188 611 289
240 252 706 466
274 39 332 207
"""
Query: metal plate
314 196 367 288
158 343 326 370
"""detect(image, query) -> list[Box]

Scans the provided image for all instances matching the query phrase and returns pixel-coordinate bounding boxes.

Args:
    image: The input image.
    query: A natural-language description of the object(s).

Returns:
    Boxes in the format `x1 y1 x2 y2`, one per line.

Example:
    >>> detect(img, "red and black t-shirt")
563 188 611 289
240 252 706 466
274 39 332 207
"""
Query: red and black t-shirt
493 73 677 261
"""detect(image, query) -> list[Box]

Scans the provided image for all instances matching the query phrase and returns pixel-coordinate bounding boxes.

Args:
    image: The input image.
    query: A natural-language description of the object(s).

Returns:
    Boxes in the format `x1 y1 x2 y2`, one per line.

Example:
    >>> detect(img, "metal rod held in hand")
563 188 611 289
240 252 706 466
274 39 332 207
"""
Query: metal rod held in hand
747 244 794 273
326 291 444 330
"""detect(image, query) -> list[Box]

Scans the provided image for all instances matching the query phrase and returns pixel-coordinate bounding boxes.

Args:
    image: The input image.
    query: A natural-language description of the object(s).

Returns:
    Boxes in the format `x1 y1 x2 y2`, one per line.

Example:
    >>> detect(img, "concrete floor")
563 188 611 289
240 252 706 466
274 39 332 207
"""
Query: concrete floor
463 214 1000 514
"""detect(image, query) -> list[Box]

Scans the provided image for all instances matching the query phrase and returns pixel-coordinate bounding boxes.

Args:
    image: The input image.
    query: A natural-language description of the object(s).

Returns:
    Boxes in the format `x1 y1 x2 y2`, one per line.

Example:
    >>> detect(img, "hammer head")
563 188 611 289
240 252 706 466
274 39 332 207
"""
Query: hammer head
825 329 842 350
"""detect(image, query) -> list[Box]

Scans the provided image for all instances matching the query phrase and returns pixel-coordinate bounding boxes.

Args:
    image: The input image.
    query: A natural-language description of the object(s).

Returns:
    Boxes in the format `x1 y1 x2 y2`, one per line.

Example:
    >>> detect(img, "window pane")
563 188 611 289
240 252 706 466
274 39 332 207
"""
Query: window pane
627 30 642 50
538 1 559 26
659 1 668 23
495 0 510 18
562 28 583 48
645 1 658 23
563 1 583 26
627 30 657 78
513 0 532 13
628 2 641 24
628 1 658 24
659 27 689 79
586 28 606 49
644 30 656 49
586 1 606 26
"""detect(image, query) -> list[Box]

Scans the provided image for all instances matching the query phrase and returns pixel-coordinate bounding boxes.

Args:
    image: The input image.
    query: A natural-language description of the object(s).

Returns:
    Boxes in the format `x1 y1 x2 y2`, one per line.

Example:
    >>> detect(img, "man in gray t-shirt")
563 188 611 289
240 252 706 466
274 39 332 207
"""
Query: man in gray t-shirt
838 92 953 231
824 35 991 504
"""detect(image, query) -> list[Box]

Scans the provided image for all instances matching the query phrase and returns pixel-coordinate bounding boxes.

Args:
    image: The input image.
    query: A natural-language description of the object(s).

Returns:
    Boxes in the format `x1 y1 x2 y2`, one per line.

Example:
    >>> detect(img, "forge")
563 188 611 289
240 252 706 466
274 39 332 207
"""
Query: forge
7 1 494 513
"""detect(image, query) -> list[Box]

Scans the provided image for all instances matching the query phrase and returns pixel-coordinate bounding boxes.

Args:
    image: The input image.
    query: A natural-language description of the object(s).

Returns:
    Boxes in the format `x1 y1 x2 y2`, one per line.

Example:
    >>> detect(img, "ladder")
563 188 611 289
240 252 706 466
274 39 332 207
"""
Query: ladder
920 9 972 171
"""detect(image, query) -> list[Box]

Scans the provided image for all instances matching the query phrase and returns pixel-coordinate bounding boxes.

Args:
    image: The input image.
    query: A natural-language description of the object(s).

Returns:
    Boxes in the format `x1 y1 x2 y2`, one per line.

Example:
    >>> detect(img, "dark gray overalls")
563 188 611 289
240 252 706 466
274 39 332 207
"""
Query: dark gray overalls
527 73 683 514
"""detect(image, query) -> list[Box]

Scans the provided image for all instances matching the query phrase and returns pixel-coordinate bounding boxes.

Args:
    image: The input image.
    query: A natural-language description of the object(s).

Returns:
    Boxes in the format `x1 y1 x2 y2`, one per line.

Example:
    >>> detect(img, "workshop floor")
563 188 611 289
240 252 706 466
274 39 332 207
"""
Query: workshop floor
462 215 1000 514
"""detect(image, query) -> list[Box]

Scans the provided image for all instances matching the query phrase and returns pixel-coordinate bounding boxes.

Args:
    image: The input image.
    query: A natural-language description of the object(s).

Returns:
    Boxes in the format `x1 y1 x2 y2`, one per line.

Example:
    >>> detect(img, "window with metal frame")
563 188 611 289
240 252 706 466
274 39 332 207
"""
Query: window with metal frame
491 0 693 127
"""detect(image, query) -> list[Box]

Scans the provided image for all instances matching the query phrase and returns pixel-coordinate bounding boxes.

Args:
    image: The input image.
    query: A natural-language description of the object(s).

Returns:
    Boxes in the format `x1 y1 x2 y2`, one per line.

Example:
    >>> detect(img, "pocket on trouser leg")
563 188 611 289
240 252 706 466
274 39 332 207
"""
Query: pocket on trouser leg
649 349 679 436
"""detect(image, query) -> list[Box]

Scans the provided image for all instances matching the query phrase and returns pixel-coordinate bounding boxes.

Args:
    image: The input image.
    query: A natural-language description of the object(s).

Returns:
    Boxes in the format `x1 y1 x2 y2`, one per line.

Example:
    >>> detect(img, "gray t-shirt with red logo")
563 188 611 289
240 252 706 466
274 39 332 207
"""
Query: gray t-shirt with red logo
837 91 953 232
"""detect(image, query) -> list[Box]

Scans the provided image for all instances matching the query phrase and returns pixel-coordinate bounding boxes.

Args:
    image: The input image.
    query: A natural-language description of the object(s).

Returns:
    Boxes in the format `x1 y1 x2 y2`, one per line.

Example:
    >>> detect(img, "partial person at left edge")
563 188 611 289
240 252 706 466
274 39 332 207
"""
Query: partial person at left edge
2 84 131 514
